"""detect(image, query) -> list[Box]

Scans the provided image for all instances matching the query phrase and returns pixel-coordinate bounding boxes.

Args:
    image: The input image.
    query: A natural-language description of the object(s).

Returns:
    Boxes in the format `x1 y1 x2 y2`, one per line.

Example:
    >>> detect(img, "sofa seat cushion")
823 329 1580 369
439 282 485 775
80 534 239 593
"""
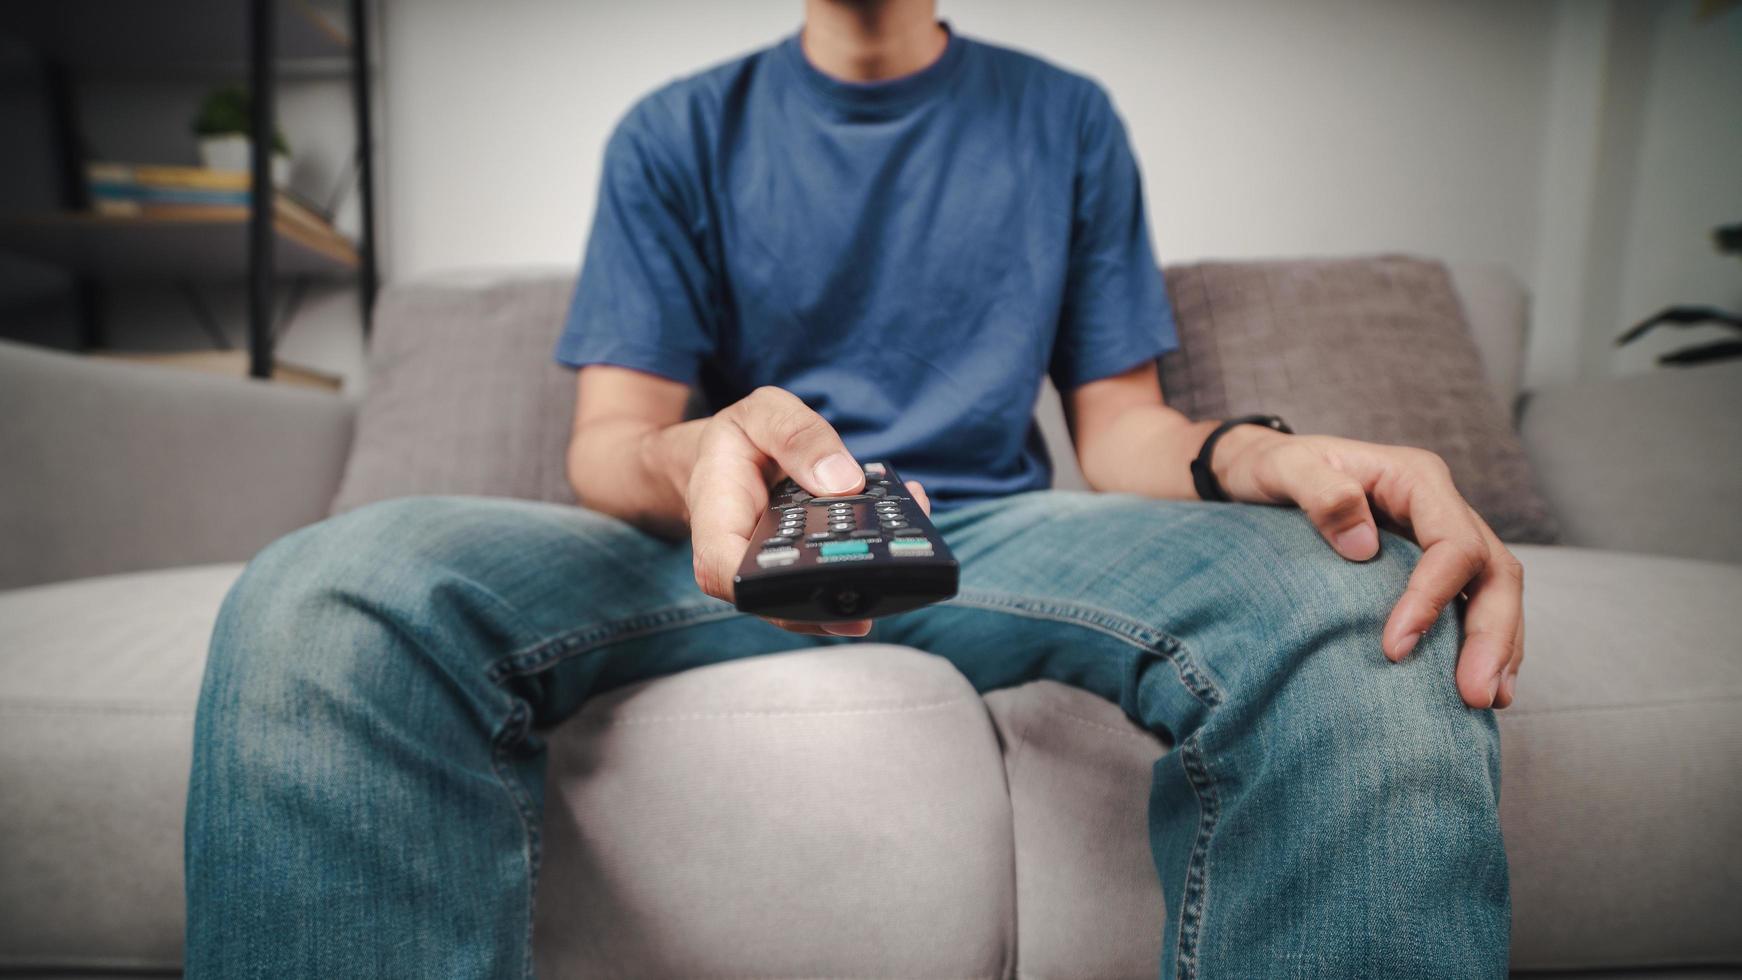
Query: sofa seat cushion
1498 545 1742 971
536 646 1015 979
0 563 241 973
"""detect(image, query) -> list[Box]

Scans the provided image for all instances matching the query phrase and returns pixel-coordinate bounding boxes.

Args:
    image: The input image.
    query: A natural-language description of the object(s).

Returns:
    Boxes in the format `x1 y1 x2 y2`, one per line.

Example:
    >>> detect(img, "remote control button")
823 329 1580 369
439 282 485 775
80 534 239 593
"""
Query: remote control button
880 519 908 529
866 486 887 498
892 526 926 536
889 541 933 557
756 547 800 566
763 536 796 548
849 529 882 539
805 531 835 542
809 494 873 504
829 522 854 533
864 462 887 476
819 540 870 557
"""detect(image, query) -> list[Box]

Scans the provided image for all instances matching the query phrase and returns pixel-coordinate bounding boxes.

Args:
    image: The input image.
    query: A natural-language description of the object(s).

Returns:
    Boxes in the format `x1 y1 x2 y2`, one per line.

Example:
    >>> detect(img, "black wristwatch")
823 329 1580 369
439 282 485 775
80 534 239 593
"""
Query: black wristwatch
1190 414 1294 502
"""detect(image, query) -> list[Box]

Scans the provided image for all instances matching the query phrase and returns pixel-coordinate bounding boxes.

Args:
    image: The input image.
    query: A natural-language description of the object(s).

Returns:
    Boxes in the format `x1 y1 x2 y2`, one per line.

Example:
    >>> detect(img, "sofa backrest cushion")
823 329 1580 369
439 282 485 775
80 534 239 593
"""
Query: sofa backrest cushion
1518 359 1742 563
329 270 578 514
333 257 1553 543
1157 255 1556 542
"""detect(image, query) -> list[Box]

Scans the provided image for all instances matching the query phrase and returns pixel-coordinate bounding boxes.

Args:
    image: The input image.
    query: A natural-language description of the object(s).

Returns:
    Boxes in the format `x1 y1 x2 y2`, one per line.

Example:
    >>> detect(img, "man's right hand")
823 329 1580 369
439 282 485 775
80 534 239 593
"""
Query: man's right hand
686 386 875 637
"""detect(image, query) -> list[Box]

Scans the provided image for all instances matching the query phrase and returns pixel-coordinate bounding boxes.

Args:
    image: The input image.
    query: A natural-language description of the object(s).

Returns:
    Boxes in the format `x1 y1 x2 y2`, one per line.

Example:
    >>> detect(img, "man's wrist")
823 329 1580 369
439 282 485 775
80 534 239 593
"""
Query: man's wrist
636 419 706 515
1210 423 1287 486
1191 415 1293 502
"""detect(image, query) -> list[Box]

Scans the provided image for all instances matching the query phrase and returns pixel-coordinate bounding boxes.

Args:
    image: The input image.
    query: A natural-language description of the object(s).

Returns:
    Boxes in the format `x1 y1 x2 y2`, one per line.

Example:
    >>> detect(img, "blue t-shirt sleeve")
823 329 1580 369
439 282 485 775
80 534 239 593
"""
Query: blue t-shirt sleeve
1048 85 1178 391
555 104 716 384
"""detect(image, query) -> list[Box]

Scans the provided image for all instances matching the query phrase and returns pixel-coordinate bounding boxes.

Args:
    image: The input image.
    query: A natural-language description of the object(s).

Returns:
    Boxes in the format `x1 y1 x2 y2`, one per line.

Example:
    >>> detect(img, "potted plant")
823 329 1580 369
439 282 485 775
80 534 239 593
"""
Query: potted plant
192 86 290 186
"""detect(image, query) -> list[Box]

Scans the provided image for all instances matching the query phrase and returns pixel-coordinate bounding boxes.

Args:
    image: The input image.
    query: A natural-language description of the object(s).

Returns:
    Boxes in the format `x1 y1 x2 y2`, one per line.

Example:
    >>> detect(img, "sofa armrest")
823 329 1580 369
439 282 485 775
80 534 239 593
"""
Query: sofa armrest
1518 360 1742 564
0 341 356 589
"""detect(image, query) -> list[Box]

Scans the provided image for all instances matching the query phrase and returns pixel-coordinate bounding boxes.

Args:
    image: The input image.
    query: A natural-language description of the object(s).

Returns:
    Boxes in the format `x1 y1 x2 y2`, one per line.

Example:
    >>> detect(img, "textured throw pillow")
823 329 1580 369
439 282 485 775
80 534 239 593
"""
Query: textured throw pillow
329 271 580 514
1158 255 1558 543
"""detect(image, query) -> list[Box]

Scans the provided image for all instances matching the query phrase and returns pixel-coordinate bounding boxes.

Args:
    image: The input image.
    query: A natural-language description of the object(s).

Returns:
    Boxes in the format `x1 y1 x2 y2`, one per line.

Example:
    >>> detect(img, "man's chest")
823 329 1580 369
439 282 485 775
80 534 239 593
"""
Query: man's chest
708 112 1077 333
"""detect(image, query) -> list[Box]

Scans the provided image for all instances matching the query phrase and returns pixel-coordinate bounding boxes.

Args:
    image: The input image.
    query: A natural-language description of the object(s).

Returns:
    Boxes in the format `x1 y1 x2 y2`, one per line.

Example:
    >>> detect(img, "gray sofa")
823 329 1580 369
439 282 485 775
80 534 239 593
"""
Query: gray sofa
2 262 1739 979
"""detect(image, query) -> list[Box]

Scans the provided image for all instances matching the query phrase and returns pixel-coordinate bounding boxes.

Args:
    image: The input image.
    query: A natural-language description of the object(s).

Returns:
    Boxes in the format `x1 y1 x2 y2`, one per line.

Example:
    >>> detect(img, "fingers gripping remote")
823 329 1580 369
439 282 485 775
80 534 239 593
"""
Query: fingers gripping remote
732 461 958 621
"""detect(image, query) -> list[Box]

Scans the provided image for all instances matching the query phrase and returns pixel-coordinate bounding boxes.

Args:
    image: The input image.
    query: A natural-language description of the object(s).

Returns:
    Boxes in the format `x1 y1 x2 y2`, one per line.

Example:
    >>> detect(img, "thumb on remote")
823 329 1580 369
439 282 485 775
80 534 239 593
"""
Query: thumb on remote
728 386 865 496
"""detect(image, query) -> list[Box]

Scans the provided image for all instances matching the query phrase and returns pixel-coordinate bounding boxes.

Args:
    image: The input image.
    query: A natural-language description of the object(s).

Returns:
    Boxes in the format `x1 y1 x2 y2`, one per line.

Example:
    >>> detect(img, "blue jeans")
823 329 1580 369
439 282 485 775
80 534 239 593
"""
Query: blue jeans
186 491 1508 978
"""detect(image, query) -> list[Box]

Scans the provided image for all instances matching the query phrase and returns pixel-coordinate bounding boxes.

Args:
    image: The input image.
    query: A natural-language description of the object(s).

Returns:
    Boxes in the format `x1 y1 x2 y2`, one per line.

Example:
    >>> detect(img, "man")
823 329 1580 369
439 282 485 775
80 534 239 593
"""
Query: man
186 0 1522 976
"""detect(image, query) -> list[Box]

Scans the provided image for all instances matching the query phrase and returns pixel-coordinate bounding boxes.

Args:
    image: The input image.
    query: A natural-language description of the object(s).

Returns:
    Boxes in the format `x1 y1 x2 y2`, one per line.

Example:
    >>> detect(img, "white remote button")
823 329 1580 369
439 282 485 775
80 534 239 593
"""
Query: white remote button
756 547 800 567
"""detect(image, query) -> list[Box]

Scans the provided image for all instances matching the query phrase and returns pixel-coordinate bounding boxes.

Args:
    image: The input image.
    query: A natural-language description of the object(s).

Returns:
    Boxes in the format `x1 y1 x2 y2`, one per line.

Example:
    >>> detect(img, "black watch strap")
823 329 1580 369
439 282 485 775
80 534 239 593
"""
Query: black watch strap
1190 414 1294 502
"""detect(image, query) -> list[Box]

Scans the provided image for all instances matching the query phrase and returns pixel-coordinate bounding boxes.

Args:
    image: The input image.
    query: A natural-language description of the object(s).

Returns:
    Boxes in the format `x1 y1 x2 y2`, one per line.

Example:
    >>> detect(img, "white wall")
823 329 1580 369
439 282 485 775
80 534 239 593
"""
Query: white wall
383 0 1555 277
379 0 1741 383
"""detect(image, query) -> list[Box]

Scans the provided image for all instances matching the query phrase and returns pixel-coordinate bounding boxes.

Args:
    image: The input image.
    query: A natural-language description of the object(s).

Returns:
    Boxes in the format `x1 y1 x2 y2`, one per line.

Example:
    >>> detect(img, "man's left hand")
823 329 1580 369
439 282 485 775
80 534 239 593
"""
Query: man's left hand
1213 428 1524 710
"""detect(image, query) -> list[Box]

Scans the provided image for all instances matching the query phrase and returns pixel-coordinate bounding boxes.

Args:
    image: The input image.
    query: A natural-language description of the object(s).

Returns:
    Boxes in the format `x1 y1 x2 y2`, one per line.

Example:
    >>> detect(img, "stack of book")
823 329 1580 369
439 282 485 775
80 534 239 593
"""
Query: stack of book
84 162 356 264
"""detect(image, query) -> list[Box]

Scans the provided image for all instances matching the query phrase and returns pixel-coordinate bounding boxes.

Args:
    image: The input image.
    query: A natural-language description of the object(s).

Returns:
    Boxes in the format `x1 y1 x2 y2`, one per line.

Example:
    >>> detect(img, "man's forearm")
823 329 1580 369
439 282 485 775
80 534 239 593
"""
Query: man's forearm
1077 403 1282 501
568 417 707 539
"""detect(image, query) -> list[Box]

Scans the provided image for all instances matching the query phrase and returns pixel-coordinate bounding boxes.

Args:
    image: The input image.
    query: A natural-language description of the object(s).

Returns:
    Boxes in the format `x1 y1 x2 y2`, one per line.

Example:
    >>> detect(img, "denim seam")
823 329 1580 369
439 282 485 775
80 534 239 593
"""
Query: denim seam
945 588 1223 978
487 699 540 980
947 589 1225 708
480 599 747 979
488 601 741 681
1172 733 1220 980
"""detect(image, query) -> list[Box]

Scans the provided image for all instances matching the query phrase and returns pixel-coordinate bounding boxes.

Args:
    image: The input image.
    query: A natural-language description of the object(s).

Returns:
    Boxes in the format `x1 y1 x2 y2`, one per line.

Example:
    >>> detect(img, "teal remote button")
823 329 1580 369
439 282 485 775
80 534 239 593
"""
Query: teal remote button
819 540 870 557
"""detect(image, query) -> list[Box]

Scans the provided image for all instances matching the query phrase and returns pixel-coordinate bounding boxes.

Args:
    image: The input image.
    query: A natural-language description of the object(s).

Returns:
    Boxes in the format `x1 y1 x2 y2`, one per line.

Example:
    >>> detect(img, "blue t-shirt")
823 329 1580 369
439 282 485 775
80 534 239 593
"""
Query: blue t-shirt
557 26 1176 509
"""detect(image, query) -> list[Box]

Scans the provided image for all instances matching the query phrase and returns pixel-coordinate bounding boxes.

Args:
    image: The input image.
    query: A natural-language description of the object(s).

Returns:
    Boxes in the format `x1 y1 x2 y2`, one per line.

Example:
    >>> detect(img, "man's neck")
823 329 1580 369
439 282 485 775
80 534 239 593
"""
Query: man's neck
801 0 947 83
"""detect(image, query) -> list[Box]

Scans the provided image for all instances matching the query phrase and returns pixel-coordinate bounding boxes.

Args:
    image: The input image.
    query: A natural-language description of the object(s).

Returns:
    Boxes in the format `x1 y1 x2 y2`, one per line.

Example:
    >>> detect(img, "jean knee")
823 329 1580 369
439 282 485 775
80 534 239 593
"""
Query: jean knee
205 497 488 716
1208 504 1431 629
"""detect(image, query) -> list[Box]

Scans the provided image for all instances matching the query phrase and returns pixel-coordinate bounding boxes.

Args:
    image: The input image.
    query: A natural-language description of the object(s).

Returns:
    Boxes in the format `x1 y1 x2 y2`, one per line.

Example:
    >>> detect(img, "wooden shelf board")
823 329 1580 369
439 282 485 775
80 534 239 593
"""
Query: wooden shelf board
93 349 343 391
0 212 359 281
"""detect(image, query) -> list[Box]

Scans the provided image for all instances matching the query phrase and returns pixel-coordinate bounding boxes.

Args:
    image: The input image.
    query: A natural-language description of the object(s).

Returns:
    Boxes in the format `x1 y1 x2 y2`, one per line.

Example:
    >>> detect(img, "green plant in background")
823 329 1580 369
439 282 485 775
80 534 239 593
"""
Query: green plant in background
192 86 290 155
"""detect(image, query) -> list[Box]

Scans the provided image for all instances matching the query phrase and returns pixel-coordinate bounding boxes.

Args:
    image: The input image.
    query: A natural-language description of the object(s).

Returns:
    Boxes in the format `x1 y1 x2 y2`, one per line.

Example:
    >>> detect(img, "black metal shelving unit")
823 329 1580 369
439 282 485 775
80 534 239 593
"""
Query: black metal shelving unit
0 0 378 380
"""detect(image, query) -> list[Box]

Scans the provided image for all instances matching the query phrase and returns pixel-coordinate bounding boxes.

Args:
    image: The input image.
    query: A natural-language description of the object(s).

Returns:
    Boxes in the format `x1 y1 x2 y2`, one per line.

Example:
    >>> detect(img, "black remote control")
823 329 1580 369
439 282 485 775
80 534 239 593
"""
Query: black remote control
732 461 958 622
